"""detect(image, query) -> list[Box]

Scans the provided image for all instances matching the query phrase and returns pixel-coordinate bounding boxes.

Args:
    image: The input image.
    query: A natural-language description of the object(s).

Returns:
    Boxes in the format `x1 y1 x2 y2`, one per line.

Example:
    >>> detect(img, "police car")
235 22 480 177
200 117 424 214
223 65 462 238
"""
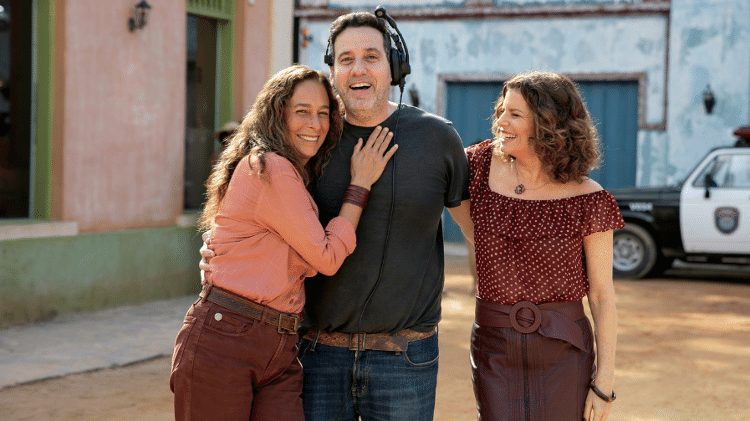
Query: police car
610 126 750 278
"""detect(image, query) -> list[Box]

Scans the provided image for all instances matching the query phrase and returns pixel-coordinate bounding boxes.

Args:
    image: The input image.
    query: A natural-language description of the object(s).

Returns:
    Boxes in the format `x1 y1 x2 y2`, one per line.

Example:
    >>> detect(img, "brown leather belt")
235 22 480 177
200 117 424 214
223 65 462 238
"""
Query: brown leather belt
475 297 587 351
302 328 436 352
200 285 300 334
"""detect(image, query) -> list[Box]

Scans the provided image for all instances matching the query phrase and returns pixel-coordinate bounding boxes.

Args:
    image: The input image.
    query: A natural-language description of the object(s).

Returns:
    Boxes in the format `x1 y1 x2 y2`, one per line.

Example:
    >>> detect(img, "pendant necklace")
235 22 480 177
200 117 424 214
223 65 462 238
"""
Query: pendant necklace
513 159 551 195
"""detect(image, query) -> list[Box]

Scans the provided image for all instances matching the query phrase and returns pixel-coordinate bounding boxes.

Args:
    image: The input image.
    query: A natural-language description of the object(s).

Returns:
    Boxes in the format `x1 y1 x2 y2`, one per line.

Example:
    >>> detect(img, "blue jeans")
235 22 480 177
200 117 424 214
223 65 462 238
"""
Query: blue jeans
298 333 439 421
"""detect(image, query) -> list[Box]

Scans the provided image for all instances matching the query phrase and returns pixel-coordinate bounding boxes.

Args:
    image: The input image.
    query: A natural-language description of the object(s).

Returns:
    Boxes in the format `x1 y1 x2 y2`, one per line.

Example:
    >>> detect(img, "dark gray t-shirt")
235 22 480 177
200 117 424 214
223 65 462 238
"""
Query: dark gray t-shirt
303 104 469 334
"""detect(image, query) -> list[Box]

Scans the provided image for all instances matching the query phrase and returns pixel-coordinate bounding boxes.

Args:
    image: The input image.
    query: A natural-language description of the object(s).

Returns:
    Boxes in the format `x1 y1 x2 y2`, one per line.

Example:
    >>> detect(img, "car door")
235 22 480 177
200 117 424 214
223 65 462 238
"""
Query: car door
680 150 750 253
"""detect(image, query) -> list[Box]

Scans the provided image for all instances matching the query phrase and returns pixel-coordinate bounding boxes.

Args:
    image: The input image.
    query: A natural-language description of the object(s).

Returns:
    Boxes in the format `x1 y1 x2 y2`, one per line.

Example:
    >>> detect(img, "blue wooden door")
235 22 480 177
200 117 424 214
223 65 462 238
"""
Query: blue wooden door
443 80 638 243
443 82 504 242
577 81 638 189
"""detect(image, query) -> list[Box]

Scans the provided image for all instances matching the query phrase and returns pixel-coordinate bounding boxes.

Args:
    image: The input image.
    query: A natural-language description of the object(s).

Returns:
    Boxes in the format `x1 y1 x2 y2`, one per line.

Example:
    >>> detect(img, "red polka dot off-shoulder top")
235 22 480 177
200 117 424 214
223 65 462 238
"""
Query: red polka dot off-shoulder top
466 140 625 305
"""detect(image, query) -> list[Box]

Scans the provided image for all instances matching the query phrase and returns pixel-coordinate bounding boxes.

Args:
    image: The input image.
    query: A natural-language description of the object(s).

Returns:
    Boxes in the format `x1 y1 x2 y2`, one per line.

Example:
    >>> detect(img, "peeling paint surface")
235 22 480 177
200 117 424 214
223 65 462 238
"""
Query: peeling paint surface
330 0 462 7
301 15 668 123
299 0 749 187
637 130 669 186
667 0 750 183
330 0 651 6
492 0 646 4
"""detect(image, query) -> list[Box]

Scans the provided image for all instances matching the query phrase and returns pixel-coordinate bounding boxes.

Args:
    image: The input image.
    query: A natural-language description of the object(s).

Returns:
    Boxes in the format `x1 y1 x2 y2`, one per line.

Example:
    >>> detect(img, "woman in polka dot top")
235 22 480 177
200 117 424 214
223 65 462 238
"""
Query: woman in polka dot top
448 71 624 421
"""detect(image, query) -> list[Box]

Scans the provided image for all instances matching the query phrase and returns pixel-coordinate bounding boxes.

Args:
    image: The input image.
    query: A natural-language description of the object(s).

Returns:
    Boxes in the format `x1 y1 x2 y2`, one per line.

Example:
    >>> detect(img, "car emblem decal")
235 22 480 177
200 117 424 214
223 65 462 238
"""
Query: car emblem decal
714 207 739 234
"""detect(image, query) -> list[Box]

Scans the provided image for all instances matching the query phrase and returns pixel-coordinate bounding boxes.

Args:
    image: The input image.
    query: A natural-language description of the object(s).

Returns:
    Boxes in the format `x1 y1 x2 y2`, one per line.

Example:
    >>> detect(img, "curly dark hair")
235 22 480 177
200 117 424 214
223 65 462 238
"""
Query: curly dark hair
491 71 600 183
200 65 343 231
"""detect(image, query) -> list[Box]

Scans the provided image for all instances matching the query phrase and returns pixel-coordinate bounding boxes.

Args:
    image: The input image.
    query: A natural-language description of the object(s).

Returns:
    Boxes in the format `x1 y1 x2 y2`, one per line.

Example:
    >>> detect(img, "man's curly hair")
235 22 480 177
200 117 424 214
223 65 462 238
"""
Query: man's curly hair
492 71 600 183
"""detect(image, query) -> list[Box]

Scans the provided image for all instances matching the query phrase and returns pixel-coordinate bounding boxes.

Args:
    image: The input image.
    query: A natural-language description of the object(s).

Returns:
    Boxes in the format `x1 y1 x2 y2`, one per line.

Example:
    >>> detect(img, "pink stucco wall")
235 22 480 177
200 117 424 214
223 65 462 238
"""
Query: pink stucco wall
235 0 273 119
56 0 186 232
50 0 277 232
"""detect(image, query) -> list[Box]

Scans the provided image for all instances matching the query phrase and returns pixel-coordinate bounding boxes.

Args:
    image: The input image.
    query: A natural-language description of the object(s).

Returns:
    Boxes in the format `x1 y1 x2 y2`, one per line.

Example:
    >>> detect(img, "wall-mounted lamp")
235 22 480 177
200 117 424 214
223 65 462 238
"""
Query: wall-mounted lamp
128 0 152 32
301 28 313 48
409 86 420 107
702 84 716 114
0 5 10 32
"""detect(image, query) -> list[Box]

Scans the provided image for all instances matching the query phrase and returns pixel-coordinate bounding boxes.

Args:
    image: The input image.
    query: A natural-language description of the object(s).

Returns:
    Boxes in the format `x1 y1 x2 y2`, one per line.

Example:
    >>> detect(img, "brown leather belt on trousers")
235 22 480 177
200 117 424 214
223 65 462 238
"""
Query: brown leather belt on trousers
302 328 436 352
475 297 587 351
200 285 300 334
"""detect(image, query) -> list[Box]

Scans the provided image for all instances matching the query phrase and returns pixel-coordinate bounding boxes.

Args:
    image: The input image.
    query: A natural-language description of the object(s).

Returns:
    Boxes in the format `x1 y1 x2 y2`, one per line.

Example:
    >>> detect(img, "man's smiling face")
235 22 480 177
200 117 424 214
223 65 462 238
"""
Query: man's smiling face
330 26 392 126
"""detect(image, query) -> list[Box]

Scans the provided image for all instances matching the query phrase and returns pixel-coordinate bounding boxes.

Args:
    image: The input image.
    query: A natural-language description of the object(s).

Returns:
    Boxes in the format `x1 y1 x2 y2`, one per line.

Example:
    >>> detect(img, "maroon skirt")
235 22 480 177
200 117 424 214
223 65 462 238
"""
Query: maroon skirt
471 297 594 421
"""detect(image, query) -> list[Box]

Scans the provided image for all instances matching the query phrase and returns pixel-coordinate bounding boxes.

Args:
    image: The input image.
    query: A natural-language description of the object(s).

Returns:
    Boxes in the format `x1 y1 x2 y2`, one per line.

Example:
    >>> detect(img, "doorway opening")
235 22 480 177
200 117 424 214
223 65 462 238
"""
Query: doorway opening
0 0 31 218
184 14 218 211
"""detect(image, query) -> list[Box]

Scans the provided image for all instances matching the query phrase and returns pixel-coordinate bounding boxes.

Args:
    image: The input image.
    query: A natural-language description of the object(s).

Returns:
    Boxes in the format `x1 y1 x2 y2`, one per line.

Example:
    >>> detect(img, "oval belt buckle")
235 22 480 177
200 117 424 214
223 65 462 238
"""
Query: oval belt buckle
509 301 542 334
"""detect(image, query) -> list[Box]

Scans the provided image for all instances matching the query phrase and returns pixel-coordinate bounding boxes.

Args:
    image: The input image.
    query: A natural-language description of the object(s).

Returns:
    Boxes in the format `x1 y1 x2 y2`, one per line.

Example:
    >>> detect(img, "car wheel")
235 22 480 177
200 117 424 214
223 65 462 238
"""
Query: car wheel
612 223 658 279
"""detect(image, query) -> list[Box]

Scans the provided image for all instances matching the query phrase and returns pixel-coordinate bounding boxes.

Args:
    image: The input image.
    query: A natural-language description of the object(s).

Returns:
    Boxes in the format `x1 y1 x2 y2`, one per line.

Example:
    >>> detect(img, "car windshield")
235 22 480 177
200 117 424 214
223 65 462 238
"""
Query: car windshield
692 153 750 188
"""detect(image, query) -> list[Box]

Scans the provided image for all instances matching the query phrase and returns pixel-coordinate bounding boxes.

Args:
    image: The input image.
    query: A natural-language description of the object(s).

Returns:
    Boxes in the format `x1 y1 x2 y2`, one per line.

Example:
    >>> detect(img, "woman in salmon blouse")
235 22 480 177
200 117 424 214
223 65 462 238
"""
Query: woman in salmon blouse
170 65 396 421
449 71 624 421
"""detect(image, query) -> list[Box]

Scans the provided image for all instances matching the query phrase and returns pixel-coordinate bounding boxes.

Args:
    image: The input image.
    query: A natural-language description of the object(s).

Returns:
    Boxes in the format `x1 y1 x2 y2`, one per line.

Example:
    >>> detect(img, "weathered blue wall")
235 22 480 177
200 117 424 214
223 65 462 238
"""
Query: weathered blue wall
299 0 750 187
301 12 668 186
303 15 667 120
330 0 652 7
330 0 462 7
666 0 750 184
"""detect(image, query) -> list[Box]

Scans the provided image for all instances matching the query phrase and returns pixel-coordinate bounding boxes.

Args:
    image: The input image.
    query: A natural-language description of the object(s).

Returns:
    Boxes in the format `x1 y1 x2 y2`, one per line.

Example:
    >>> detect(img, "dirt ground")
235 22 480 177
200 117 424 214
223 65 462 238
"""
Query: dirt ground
1 256 750 421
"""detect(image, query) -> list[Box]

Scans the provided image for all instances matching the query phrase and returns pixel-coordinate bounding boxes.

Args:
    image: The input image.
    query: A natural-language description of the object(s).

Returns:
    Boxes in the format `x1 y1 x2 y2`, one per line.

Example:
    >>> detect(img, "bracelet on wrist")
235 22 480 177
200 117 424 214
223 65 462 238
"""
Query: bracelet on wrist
590 380 616 403
342 184 370 209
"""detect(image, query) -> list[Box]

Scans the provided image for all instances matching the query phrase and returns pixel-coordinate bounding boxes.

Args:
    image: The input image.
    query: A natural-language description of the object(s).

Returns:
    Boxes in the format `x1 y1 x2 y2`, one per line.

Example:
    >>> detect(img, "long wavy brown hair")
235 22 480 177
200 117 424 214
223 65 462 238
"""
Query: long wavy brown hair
491 71 600 183
199 65 343 231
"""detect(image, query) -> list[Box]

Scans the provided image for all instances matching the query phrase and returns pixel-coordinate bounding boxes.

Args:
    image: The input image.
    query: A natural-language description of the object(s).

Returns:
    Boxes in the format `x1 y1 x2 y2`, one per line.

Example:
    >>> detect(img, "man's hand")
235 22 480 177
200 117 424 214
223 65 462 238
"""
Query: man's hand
199 231 215 285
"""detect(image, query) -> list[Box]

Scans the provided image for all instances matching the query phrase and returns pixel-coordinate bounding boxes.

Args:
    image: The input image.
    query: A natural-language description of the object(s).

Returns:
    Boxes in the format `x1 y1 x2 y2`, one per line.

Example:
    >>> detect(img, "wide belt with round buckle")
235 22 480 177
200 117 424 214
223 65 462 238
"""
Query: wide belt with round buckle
474 297 588 351
509 301 542 334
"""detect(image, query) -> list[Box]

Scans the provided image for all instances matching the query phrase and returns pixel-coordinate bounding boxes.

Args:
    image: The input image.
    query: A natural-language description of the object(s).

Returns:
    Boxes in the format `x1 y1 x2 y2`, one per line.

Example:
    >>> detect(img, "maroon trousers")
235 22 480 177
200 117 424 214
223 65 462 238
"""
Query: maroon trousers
471 298 595 421
170 299 304 421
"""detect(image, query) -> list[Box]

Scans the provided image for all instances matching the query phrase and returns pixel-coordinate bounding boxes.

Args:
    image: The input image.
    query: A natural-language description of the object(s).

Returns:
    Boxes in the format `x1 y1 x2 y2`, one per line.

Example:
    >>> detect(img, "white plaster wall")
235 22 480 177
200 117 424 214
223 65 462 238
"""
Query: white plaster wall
665 0 750 184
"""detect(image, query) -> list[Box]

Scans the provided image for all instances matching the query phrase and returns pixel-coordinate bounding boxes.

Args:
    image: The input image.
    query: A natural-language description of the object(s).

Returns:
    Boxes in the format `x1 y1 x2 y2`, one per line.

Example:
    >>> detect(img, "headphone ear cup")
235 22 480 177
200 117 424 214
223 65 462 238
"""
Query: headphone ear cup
324 40 333 66
389 48 401 87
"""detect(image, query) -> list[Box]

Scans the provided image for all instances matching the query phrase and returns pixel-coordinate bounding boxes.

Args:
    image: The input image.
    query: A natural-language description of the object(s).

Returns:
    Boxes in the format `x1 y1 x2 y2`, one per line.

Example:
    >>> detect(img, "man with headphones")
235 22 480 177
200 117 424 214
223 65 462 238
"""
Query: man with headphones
200 8 468 421
297 9 469 421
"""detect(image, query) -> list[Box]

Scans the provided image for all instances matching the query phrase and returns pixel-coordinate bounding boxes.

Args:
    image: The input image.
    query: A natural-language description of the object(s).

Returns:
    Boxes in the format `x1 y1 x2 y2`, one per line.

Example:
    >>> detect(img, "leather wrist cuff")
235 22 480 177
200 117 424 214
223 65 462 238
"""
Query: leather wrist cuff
343 184 370 208
590 380 616 403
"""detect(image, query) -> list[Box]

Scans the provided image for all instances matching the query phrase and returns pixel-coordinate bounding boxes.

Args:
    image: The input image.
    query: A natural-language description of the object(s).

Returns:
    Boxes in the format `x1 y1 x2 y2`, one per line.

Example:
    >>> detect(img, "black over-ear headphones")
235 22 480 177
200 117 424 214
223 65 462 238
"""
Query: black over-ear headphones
323 6 411 90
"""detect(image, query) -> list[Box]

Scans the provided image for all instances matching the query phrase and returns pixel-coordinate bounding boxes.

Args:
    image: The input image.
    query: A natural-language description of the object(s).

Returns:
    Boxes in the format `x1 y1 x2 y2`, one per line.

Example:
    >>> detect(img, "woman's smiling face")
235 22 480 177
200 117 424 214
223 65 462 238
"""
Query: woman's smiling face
284 79 331 165
495 88 535 158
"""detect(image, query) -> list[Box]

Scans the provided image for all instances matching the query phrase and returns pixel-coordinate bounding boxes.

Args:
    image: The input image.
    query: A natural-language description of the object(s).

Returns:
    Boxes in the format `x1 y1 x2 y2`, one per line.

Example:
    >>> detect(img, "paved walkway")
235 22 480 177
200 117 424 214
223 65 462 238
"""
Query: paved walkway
0 295 195 389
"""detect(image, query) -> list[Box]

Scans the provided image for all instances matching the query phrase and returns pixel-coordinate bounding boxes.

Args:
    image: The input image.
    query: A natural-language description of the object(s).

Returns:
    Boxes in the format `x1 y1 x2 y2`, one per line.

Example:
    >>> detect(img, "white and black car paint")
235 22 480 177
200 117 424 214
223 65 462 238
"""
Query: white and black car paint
609 127 750 278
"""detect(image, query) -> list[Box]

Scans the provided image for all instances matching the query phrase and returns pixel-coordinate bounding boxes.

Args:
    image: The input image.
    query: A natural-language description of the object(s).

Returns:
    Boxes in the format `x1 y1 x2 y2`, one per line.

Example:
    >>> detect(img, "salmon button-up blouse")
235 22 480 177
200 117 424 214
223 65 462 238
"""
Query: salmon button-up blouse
209 153 356 314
